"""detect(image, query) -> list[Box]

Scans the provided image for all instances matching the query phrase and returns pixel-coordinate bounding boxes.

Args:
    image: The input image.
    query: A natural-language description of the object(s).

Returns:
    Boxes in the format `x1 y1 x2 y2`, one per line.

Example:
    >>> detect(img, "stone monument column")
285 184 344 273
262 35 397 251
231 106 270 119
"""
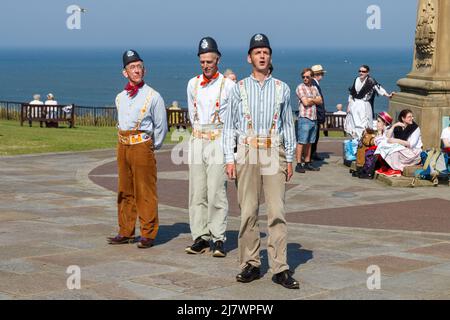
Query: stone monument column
389 0 450 148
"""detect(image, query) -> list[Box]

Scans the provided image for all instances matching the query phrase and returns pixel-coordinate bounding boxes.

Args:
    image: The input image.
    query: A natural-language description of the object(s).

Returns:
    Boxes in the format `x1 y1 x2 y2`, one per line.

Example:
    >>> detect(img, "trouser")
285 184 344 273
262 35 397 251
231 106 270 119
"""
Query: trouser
236 144 289 274
117 136 158 240
188 135 228 242
311 120 321 156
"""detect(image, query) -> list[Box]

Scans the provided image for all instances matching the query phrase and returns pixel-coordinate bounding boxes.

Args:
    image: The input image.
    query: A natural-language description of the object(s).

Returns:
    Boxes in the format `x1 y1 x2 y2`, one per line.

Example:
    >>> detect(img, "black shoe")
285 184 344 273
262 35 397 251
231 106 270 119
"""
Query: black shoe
212 240 226 258
304 162 320 171
295 163 306 173
185 237 210 254
107 235 135 245
273 270 300 289
312 153 324 161
236 264 261 283
358 172 374 179
136 237 154 249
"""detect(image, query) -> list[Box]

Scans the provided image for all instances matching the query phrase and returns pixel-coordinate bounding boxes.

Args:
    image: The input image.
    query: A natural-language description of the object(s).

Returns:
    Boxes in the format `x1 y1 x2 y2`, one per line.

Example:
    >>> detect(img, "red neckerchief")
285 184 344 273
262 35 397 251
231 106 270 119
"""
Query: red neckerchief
200 72 219 87
125 81 145 98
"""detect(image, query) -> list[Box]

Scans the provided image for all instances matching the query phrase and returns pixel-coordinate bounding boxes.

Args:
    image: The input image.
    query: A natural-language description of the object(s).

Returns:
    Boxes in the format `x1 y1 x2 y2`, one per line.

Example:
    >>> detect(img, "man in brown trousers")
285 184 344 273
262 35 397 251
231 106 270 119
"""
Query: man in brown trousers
107 50 168 248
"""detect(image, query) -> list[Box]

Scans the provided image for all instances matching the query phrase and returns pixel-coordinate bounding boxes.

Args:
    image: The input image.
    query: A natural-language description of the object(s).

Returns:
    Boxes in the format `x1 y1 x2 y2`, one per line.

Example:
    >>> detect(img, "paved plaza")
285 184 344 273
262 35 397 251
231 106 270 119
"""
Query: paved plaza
1 139 450 300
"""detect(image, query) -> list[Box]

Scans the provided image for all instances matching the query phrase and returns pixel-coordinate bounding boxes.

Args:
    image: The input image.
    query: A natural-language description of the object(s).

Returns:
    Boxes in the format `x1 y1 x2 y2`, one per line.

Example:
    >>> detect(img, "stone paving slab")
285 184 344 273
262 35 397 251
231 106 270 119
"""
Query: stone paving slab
1 147 450 300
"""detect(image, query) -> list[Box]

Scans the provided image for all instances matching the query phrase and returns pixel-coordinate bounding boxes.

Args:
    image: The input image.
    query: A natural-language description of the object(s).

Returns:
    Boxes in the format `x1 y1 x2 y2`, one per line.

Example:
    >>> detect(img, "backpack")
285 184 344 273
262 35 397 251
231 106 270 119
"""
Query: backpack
412 148 449 186
356 131 376 167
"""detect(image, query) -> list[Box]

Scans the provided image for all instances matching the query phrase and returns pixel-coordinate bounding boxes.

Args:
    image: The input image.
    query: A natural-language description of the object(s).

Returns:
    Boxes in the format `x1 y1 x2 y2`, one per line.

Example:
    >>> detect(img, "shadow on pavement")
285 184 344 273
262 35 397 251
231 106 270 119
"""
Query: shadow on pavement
154 222 191 245
260 243 313 275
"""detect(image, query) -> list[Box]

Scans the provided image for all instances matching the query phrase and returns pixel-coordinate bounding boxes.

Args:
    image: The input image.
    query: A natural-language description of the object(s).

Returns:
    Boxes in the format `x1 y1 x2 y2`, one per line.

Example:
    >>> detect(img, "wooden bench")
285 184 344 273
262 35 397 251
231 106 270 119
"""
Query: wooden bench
166 108 191 129
320 113 346 137
21 104 75 128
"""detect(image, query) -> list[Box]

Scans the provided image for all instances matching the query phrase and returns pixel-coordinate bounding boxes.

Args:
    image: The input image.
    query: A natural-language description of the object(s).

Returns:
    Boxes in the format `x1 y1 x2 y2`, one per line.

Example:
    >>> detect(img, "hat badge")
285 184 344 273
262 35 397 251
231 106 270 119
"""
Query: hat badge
201 39 209 49
126 51 135 57
254 34 263 41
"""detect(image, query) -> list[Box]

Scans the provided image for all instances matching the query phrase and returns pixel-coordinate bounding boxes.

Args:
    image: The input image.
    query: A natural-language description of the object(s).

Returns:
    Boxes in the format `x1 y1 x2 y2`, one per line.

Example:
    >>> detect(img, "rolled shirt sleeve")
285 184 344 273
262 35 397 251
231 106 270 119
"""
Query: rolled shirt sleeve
281 86 295 163
223 85 240 164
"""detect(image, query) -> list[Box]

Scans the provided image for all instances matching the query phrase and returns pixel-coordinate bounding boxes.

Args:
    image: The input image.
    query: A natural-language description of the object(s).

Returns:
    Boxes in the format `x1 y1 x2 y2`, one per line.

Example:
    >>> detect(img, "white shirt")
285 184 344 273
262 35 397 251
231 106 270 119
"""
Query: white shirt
29 100 43 105
45 100 58 105
333 111 347 115
441 127 450 141
187 73 235 126
408 127 423 150
348 77 388 102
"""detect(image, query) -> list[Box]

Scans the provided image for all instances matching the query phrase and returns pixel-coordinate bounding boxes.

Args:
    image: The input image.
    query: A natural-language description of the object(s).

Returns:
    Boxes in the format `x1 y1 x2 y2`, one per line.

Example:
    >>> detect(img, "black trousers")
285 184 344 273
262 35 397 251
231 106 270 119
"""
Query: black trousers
311 120 321 156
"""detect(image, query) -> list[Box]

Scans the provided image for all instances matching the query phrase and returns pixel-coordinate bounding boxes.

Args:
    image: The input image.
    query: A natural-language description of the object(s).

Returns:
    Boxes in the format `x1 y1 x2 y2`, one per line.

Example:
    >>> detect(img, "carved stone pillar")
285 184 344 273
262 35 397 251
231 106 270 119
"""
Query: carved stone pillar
389 0 450 148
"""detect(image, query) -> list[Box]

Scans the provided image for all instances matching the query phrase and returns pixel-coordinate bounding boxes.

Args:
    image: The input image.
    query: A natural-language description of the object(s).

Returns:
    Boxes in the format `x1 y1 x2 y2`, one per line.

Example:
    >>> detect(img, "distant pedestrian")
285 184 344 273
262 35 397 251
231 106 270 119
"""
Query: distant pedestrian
223 69 237 82
310 64 326 162
344 65 394 139
295 68 322 173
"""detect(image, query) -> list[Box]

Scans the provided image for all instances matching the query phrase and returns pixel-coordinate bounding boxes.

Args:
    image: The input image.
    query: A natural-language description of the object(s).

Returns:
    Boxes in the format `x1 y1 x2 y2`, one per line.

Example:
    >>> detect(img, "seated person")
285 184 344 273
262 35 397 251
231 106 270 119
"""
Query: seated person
333 104 347 115
441 121 450 154
374 111 392 146
354 111 392 178
375 109 422 176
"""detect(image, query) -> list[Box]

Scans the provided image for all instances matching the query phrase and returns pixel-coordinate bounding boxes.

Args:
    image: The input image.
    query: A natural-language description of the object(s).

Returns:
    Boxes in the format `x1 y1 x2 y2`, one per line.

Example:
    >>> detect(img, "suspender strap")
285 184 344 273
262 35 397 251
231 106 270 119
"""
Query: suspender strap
239 79 282 133
211 77 226 124
271 80 283 133
193 75 225 125
133 87 155 131
192 76 201 123
239 80 252 130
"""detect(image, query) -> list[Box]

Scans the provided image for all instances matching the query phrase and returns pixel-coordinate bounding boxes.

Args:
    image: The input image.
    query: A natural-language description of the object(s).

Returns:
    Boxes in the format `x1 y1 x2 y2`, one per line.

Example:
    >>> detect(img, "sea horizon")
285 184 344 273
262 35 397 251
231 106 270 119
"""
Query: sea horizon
0 46 413 114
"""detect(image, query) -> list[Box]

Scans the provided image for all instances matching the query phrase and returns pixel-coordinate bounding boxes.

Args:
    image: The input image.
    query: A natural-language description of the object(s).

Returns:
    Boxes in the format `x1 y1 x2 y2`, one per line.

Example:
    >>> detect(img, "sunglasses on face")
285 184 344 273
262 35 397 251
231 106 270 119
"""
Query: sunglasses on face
359 70 368 73
303 76 311 79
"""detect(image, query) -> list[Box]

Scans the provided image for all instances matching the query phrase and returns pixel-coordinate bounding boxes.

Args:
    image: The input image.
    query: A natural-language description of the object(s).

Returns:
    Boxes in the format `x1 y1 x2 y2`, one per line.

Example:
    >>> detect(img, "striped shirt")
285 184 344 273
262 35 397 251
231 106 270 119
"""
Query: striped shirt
296 83 319 120
223 75 296 163
115 84 168 150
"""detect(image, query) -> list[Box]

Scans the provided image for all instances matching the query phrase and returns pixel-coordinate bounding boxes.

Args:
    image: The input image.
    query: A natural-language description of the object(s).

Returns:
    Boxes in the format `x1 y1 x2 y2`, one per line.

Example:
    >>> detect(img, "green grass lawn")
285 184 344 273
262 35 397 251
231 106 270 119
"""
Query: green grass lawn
0 119 344 156
0 120 186 156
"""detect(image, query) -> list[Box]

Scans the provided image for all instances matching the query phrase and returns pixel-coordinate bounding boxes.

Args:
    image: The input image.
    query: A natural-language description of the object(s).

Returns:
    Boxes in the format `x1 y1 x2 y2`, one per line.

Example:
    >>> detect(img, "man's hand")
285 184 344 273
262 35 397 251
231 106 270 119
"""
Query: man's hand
286 163 293 182
226 163 236 180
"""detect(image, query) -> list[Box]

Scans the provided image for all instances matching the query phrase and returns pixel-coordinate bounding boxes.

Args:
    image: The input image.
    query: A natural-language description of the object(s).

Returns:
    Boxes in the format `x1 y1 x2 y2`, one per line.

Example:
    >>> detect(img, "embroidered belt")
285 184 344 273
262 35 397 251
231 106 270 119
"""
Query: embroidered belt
192 128 222 141
118 132 151 145
243 136 273 149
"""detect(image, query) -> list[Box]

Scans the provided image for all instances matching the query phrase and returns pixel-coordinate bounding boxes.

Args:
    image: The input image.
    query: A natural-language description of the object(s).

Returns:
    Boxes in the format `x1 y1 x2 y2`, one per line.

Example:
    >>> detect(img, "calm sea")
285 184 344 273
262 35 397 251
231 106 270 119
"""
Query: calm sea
0 47 413 114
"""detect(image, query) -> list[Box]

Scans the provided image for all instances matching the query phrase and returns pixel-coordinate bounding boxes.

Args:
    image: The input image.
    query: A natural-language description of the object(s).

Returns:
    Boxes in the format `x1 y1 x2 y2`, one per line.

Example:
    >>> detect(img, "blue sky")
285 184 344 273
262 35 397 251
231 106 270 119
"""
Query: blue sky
0 0 418 48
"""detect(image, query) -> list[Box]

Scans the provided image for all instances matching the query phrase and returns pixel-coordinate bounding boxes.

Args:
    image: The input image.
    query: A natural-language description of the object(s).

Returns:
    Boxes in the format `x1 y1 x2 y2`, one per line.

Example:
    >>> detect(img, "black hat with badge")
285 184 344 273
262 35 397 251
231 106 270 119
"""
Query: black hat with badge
248 33 272 54
197 37 221 57
123 49 143 68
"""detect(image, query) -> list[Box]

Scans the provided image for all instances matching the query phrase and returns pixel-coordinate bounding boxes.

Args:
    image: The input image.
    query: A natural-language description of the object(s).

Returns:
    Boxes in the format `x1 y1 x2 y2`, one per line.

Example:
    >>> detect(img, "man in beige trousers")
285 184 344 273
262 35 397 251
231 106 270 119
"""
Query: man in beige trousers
185 37 235 257
223 34 299 289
